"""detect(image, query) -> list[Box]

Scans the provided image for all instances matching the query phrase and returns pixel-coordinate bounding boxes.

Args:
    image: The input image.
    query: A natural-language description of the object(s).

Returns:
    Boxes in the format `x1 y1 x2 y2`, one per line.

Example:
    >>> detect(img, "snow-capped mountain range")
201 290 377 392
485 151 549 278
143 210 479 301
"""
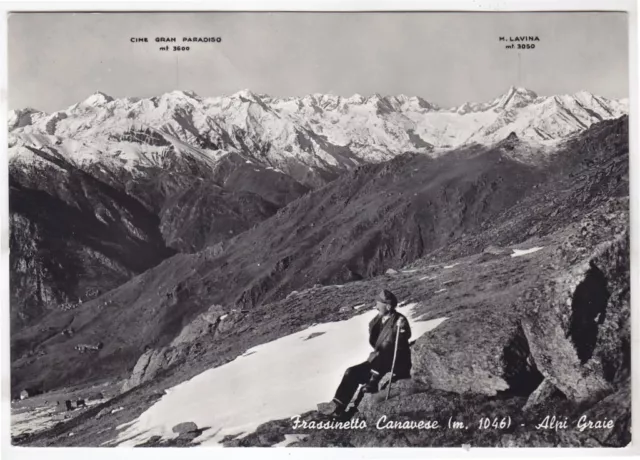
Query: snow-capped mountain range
8 86 628 187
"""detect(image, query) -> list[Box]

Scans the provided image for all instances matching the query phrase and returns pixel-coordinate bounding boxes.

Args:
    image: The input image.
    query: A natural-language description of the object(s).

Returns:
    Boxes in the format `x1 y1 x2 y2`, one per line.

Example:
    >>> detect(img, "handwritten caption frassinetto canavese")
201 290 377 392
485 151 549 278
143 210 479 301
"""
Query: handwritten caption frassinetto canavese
290 414 616 433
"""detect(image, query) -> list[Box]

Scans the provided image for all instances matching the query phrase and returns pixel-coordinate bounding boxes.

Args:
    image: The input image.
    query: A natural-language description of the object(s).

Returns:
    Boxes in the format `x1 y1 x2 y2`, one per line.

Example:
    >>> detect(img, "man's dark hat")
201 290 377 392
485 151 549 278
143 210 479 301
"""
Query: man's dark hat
377 289 398 308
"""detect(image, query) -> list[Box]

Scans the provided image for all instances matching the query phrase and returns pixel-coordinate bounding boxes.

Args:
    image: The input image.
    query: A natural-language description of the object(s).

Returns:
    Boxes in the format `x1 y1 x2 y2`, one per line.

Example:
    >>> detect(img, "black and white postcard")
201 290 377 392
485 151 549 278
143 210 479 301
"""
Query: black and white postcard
4 2 636 455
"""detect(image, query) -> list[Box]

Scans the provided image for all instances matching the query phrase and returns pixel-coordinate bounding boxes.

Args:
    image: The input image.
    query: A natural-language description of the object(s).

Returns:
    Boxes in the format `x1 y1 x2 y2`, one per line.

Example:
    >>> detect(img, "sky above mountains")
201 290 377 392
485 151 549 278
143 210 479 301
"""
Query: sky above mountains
9 11 629 113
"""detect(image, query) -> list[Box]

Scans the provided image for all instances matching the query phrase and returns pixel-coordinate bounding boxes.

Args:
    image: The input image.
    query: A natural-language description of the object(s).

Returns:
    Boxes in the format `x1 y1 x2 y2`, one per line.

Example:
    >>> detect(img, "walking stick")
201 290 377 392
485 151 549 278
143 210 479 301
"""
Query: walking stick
385 322 402 401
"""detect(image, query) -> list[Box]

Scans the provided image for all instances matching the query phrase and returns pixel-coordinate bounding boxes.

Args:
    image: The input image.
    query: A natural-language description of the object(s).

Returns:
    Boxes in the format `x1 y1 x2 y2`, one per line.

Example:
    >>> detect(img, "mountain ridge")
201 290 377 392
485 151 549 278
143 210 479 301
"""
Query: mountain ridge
9 87 628 188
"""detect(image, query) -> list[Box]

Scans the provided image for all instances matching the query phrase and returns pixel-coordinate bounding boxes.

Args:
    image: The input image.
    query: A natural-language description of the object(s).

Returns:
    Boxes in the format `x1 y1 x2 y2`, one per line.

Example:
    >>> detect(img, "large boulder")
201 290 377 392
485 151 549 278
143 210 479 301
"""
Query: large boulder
358 378 431 415
498 383 630 448
170 304 224 346
411 199 628 404
121 304 236 392
522 378 563 412
356 380 461 440
521 231 629 403
172 421 198 434
412 312 542 396
120 346 185 393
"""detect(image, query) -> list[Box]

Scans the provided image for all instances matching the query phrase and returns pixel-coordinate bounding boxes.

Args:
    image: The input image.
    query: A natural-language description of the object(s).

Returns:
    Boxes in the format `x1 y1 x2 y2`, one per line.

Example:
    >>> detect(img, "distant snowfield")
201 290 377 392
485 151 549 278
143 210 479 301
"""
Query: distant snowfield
11 399 103 438
115 303 447 447
11 405 59 437
9 87 628 180
511 247 544 258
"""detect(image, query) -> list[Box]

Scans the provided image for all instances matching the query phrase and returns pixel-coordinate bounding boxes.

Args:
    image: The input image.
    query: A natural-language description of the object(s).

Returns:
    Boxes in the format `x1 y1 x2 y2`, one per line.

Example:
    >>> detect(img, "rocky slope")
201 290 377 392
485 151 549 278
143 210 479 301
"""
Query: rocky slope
17 182 630 448
8 87 625 336
241 197 629 448
9 145 177 336
10 117 628 400
9 137 309 335
158 182 279 253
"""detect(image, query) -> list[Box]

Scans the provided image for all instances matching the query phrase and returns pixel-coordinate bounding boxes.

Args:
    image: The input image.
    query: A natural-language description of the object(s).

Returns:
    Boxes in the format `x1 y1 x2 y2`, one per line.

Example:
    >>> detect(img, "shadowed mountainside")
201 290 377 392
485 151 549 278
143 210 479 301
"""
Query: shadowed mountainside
10 117 628 396
9 145 309 335
9 147 176 333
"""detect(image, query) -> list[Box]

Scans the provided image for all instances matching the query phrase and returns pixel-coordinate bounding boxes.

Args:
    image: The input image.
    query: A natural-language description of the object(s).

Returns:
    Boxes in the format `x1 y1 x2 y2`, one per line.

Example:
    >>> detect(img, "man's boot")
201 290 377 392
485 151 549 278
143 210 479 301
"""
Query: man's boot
363 370 382 393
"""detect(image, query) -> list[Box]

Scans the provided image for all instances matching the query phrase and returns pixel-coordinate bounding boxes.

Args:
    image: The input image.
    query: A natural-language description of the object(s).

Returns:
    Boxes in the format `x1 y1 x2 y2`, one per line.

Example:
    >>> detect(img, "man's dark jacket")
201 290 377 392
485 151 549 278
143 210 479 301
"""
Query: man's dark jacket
367 310 412 377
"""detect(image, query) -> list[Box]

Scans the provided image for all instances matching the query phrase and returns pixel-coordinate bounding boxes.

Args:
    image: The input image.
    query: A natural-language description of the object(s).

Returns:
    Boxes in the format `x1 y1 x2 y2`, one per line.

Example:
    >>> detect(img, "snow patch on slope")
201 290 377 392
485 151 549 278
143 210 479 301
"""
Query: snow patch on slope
115 304 447 446
511 247 544 258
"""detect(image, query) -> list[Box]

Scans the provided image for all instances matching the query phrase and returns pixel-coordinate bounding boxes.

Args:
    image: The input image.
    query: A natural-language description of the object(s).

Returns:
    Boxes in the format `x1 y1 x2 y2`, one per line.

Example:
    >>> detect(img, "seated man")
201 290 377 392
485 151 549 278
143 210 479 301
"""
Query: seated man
319 289 412 417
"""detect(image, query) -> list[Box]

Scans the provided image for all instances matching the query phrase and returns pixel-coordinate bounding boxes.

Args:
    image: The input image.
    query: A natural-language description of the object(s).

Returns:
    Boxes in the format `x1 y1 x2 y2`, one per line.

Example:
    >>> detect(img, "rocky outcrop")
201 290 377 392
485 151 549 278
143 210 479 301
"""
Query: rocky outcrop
412 313 542 396
172 422 198 434
522 378 563 412
120 347 183 393
169 304 225 346
358 378 431 416
521 230 629 403
121 304 238 392
577 384 630 446
411 191 629 405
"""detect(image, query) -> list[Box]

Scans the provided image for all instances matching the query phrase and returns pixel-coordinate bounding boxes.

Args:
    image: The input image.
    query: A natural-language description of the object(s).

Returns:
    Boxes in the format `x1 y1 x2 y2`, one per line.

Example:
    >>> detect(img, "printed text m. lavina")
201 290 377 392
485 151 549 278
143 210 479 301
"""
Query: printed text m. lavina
499 36 540 42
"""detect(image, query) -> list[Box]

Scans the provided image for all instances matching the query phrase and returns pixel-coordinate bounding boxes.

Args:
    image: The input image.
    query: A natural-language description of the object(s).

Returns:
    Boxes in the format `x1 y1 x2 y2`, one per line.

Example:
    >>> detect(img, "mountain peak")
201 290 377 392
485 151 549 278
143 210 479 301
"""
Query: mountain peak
166 89 199 98
345 93 366 104
386 94 436 111
81 91 114 106
10 107 41 115
9 87 627 165
505 86 538 98
574 89 597 100
496 86 538 110
232 89 258 100
158 90 201 104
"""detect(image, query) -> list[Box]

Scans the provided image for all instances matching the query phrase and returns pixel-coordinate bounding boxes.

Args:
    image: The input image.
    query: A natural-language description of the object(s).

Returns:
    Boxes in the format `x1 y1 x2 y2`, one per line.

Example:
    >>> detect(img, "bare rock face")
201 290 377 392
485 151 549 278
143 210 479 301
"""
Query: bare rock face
120 349 155 393
521 231 629 403
358 378 431 416
120 347 184 393
522 378 563 412
577 384 630 446
170 304 225 346
121 304 235 392
412 313 542 396
411 194 628 405
498 384 630 448
9 166 175 334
